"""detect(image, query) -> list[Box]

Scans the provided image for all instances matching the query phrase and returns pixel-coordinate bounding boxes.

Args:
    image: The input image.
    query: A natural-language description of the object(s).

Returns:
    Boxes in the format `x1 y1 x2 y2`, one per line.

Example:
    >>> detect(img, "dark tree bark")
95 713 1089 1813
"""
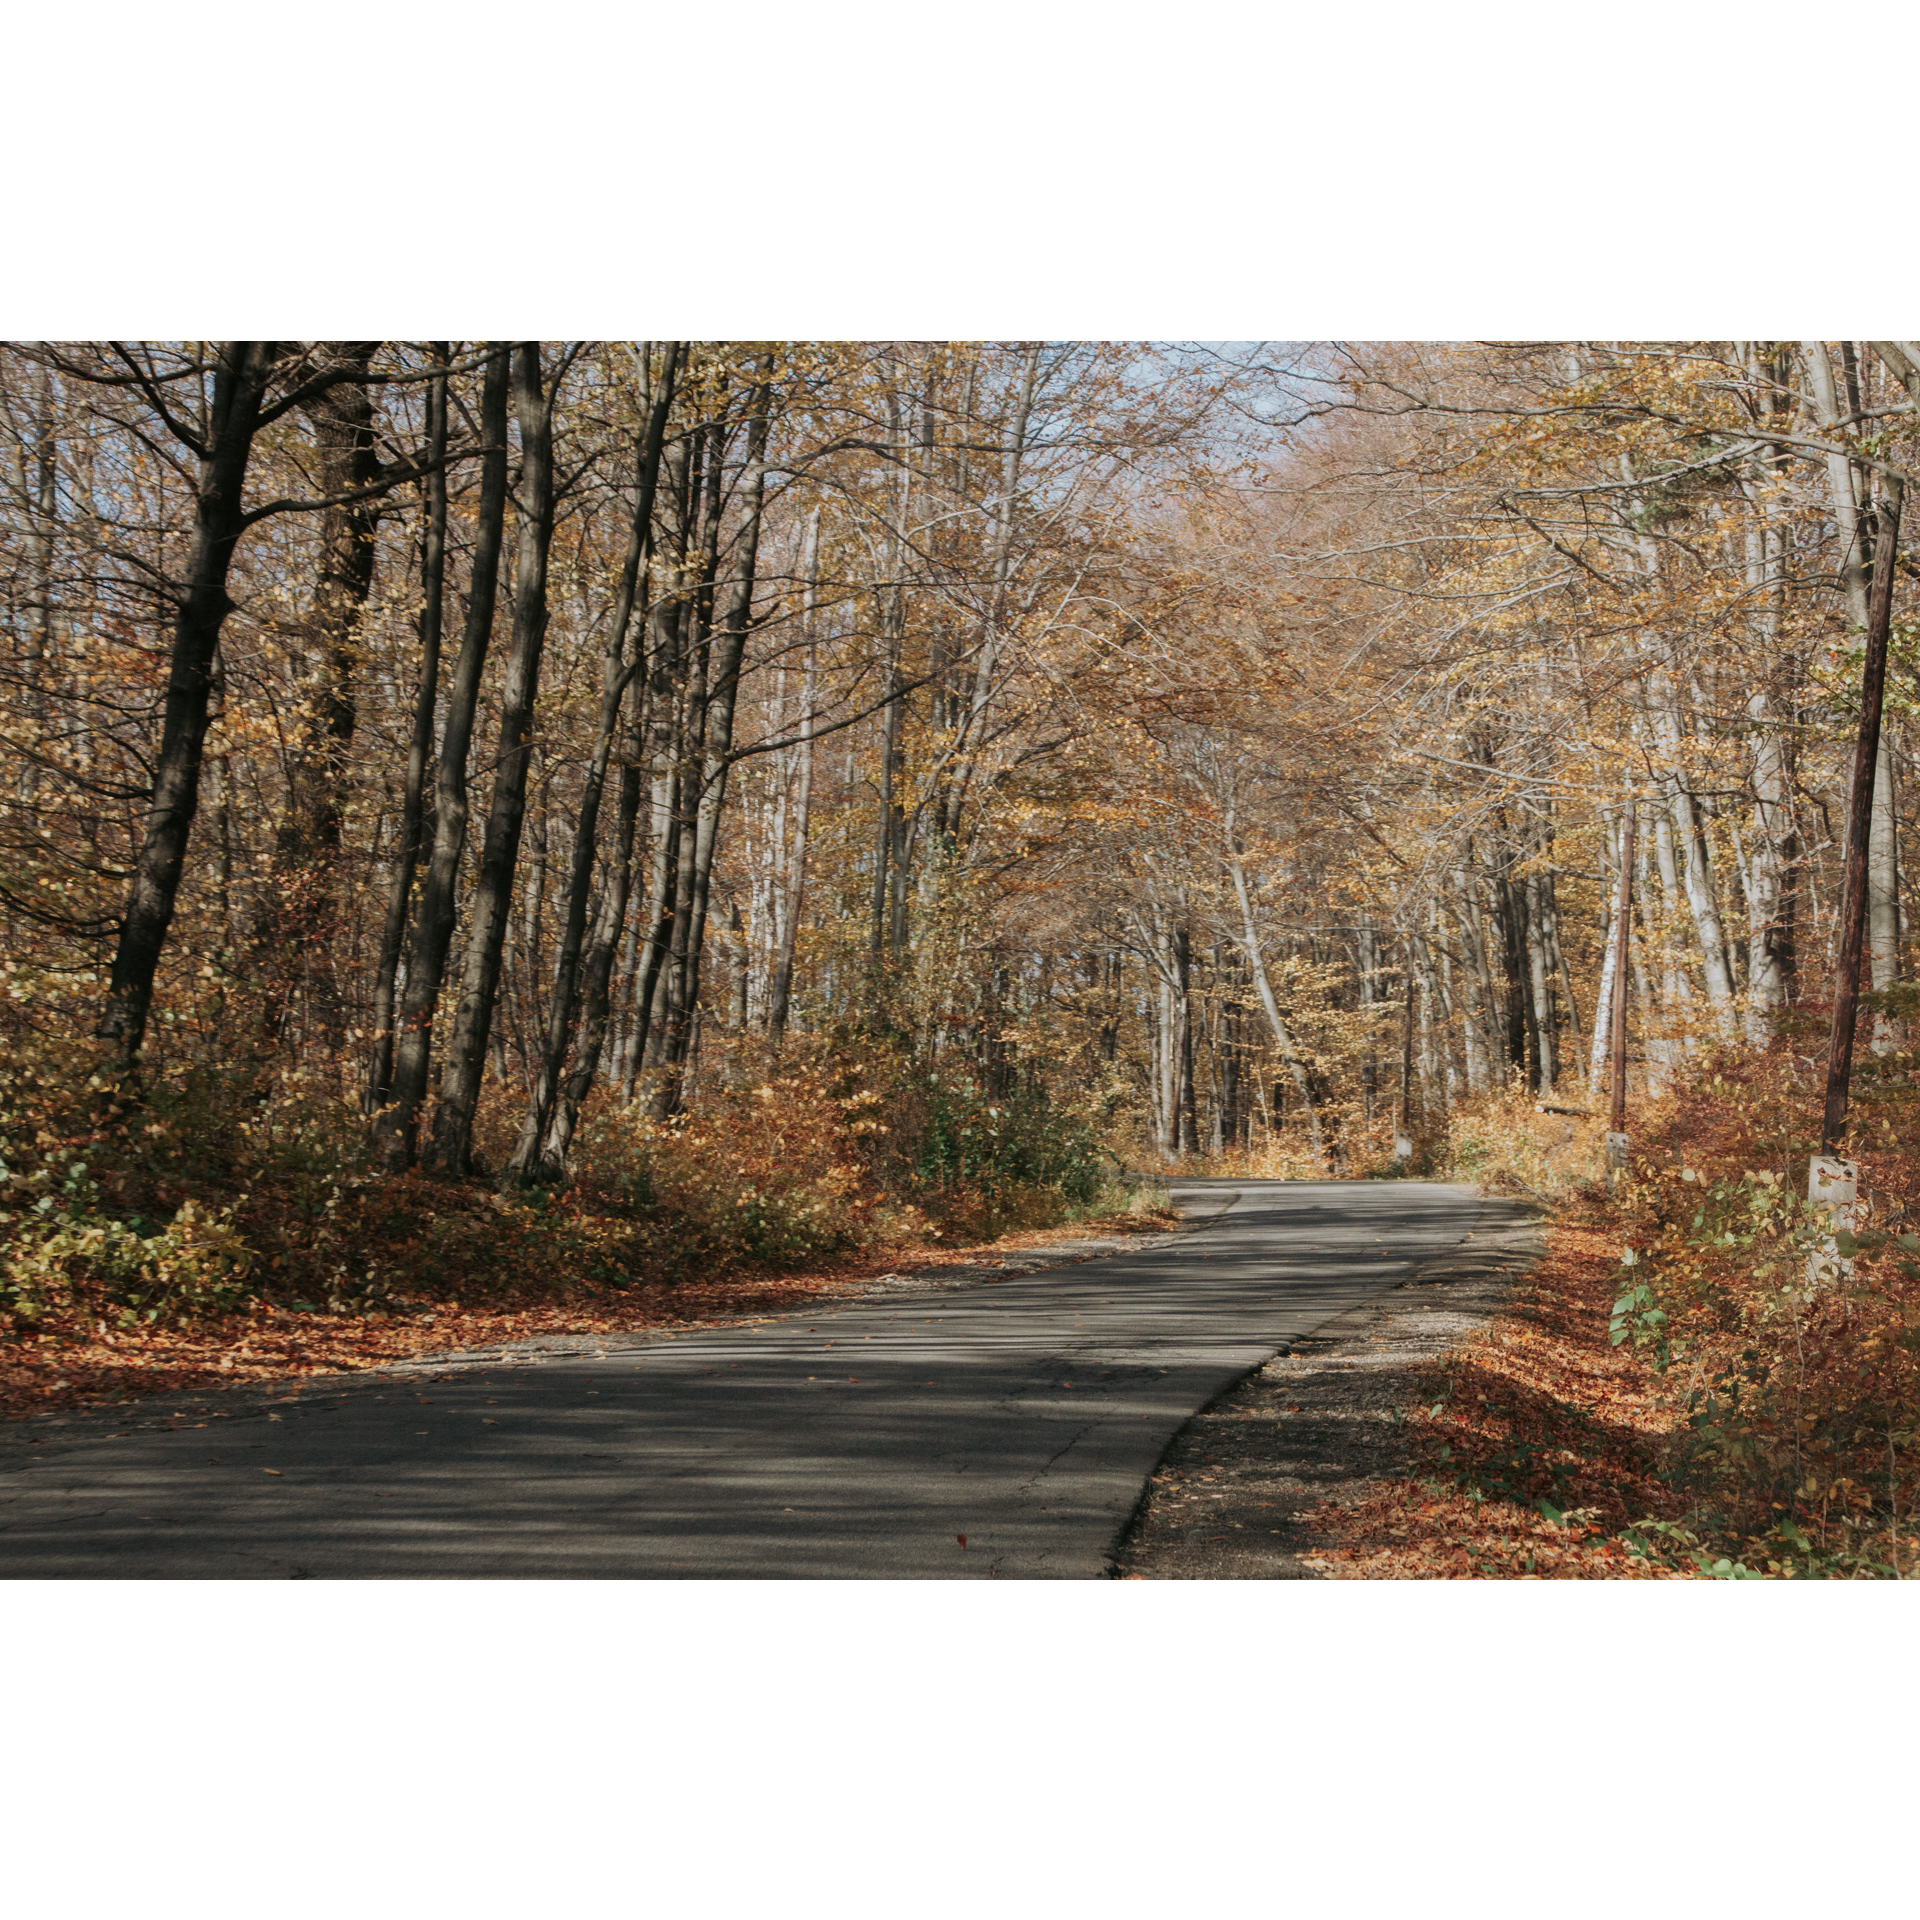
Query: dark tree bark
1173 922 1199 1155
368 343 450 1113
428 342 559 1174
1823 482 1905 1154
651 362 774 1119
510 342 679 1178
653 418 727 1080
97 342 285 1072
1489 824 1536 1085
375 345 512 1170
872 381 911 965
620 424 699 1096
257 342 382 1052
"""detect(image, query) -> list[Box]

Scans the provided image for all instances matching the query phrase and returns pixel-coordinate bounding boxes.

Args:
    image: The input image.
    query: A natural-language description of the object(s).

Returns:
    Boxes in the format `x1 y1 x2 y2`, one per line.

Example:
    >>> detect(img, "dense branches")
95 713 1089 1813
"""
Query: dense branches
3 339 1913 1192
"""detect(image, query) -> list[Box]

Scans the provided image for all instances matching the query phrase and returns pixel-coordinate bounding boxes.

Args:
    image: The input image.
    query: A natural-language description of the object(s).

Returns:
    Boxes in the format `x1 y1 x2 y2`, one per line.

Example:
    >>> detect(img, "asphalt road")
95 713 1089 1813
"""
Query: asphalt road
0 1179 1499 1579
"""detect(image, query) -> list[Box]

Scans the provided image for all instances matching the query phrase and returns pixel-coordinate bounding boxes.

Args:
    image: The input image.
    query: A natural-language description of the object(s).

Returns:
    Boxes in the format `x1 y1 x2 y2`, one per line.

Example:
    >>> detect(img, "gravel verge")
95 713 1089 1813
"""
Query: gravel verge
1112 1196 1545 1579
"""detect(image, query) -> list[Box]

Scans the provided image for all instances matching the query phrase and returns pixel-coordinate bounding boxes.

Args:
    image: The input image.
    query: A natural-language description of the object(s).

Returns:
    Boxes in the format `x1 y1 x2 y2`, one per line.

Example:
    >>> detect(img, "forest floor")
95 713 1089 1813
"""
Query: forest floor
0 1205 1184 1425
1119 1194 1691 1579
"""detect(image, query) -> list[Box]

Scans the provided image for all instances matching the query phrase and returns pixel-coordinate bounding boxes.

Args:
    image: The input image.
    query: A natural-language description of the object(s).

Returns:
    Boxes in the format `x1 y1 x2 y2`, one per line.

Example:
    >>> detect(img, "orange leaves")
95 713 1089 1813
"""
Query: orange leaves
1307 1213 1687 1579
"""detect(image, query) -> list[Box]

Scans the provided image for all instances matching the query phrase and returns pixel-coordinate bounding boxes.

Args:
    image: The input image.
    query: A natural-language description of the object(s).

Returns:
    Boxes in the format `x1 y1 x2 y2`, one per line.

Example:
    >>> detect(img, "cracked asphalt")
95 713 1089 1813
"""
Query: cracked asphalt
0 1179 1498 1578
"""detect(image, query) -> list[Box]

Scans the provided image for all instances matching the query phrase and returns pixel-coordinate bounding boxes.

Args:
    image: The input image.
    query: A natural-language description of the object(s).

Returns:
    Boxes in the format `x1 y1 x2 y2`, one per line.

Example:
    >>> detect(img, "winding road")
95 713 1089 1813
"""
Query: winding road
0 1180 1503 1578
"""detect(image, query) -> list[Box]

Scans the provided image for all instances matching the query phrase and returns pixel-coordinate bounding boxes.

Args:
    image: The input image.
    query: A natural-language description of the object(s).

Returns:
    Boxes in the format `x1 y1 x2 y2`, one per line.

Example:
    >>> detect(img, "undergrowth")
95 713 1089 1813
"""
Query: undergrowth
1314 1016 1920 1579
0 1004 1130 1374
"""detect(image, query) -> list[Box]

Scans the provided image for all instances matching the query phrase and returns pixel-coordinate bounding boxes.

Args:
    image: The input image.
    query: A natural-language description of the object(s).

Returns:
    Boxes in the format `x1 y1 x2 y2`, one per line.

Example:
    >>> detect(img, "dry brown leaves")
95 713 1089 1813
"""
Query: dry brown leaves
1303 1209 1691 1579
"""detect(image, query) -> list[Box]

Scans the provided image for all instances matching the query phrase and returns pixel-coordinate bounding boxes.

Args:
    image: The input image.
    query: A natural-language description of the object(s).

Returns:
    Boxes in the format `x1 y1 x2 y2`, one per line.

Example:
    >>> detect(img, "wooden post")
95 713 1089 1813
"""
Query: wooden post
1606 801 1637 1184
1822 481 1905 1157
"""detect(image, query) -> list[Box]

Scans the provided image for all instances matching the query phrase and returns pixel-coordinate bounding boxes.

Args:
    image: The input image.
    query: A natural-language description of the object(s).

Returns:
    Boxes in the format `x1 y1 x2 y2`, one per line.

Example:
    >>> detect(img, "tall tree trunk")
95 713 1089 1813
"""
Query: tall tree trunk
1823 481 1904 1151
621 423 700 1094
1173 922 1198 1155
1743 490 1798 1032
1590 807 1626 1089
1356 915 1378 1122
261 341 381 1054
938 343 1040 846
1224 831 1321 1154
871 378 912 966
427 341 558 1173
652 362 774 1117
1489 826 1534 1085
650 417 726 1093
1806 341 1899 1021
1648 673 1739 1039
509 343 678 1177
98 341 284 1073
767 507 820 1043
368 342 449 1114
1523 856 1557 1093
1451 866 1494 1093
375 345 511 1170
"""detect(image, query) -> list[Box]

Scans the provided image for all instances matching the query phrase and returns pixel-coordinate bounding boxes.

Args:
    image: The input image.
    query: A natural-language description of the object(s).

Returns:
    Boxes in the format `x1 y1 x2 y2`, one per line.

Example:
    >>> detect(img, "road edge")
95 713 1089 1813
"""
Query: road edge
1108 1193 1546 1579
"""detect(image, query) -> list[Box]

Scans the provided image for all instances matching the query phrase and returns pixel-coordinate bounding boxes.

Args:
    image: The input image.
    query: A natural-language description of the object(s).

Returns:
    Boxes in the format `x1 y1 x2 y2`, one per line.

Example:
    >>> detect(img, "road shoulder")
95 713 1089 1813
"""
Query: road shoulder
1112 1197 1544 1579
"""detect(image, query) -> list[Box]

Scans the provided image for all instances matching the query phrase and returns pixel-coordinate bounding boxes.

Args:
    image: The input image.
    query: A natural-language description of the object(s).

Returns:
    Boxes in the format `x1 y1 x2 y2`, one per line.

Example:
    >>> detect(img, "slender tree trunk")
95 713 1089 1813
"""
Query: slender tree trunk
621 423 700 1094
1590 807 1625 1089
1610 805 1639 1129
1823 482 1904 1153
767 507 819 1042
650 418 726 1095
258 342 381 1054
1173 922 1198 1155
12 348 56 767
1357 915 1378 1122
871 379 912 966
652 362 774 1117
427 342 557 1174
1741 428 1798 1032
98 342 284 1072
1451 867 1493 1093
509 343 678 1176
1523 861 1557 1093
369 343 449 1113
1649 675 1738 1039
1806 341 1899 1024
375 345 511 1169
1649 802 1696 1073
939 343 1040 846
1224 832 1322 1153
1489 822 1534 1084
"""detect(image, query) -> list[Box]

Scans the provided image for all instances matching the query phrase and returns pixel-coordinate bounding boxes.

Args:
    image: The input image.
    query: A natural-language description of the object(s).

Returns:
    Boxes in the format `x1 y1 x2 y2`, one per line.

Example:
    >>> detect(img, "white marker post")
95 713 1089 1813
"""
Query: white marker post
1807 1156 1858 1287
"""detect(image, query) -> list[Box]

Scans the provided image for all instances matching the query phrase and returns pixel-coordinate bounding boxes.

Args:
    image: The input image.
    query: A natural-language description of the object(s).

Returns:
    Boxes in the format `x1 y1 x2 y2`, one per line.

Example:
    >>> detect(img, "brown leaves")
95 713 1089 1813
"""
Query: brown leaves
1306 1215 1686 1579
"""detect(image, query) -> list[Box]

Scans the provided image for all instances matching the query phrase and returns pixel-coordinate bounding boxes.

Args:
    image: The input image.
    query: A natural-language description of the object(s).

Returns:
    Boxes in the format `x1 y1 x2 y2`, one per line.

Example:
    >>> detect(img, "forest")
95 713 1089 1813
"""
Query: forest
6 338 1920 1575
